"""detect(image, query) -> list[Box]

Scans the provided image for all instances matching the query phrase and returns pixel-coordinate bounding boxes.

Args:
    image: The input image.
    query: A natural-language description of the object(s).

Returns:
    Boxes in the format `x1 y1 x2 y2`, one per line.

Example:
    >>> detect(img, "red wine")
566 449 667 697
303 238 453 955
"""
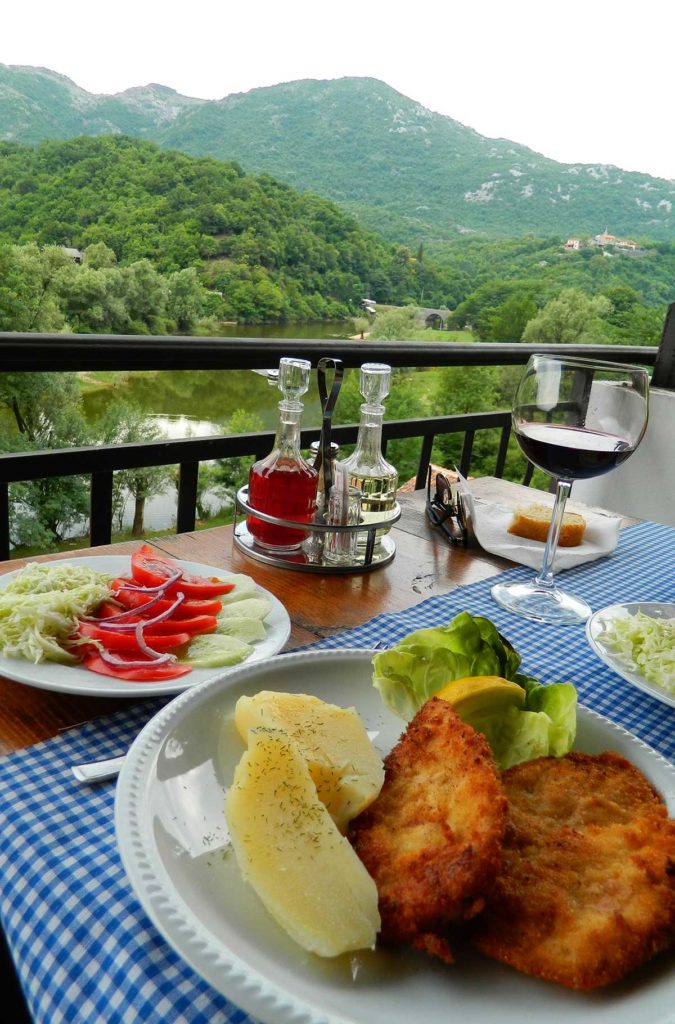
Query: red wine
515 422 634 480
248 460 318 550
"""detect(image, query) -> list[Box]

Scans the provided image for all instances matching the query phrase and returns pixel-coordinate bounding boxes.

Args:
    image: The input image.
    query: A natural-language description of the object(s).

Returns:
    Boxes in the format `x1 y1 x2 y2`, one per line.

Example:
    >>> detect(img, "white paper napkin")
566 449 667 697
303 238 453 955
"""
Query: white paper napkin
457 473 621 571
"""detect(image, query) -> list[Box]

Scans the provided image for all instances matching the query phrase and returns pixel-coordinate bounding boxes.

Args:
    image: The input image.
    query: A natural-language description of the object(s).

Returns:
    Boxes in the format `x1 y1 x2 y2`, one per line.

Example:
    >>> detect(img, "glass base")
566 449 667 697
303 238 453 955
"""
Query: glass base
491 579 592 626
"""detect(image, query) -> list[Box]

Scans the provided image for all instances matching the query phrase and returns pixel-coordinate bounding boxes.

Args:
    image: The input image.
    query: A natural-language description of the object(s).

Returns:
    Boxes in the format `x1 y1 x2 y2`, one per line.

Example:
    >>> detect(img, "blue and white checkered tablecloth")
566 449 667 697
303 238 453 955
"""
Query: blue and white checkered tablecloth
0 520 673 1024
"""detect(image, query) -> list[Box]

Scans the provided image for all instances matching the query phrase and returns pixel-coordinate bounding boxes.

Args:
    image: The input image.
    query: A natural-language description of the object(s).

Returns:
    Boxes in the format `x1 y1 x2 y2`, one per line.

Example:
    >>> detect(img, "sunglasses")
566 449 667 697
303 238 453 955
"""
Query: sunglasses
425 468 468 546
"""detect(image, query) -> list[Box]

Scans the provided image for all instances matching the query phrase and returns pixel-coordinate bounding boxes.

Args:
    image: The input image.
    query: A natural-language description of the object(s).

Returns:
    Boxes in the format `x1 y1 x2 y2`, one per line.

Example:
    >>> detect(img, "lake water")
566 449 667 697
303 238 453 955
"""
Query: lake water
81 321 357 433
80 321 358 532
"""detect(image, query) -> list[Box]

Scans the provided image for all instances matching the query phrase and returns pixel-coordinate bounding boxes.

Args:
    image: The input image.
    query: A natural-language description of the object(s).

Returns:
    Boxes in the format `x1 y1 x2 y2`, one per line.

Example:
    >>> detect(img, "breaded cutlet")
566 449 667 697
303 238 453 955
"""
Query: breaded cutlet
349 697 507 962
471 751 675 989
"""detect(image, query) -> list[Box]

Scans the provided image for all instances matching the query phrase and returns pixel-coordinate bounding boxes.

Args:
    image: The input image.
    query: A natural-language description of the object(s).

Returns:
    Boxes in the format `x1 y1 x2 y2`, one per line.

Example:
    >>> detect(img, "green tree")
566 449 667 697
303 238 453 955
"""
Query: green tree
0 371 84 442
209 408 265 506
427 365 505 476
120 259 170 334
5 441 90 550
167 267 207 333
83 242 117 269
368 306 418 340
521 289 612 344
0 370 91 548
487 294 538 342
0 243 70 332
95 401 174 535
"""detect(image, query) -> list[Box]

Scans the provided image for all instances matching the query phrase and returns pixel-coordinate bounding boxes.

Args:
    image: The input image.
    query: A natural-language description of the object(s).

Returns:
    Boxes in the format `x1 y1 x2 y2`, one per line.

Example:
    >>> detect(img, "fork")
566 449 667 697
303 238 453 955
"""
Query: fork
70 642 390 784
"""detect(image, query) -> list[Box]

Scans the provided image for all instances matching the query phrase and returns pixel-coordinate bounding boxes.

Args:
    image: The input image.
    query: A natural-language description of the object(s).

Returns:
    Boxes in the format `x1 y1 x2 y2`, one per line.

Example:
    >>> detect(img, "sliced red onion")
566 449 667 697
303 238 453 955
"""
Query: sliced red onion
85 591 164 622
113 568 182 594
84 591 186 629
97 648 174 668
134 622 178 661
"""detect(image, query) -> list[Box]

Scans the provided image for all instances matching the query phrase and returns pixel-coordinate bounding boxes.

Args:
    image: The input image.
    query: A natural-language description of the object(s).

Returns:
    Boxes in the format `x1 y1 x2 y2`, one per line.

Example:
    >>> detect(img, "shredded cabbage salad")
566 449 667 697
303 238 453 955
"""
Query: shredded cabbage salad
0 562 112 664
598 610 675 692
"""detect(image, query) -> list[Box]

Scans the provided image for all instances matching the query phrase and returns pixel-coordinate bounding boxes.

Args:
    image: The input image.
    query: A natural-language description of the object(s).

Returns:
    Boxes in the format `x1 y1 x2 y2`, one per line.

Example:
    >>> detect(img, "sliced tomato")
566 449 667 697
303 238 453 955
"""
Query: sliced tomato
97 599 128 619
77 623 190 652
111 581 224 618
144 615 218 636
83 652 193 682
130 545 235 599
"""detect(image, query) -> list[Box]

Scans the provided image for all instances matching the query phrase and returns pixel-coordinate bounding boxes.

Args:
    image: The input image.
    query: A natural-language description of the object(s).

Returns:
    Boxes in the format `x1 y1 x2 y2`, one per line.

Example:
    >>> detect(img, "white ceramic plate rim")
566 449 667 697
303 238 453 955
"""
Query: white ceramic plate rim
586 601 675 709
115 649 675 1024
0 554 290 697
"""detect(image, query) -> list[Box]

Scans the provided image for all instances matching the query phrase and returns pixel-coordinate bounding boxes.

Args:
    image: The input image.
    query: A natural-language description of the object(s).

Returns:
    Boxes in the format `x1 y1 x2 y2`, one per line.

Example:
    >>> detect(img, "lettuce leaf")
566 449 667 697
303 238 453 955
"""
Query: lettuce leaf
372 611 576 769
372 612 522 719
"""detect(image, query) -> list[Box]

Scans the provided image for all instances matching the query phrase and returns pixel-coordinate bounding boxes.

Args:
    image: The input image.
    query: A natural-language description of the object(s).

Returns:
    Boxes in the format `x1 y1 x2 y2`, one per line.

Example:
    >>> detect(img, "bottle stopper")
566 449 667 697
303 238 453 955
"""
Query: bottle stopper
360 363 391 407
278 357 311 404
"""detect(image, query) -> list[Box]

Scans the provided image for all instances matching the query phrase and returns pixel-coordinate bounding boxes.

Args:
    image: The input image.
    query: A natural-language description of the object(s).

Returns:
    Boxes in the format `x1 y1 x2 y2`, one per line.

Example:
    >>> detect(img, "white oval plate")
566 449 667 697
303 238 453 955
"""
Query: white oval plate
0 555 290 697
586 602 675 709
115 649 675 1024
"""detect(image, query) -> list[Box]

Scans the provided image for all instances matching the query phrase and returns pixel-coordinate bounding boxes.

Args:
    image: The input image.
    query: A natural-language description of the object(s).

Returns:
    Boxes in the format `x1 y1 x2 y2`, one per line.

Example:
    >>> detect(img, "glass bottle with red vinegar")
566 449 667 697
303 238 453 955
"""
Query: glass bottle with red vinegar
247 358 318 552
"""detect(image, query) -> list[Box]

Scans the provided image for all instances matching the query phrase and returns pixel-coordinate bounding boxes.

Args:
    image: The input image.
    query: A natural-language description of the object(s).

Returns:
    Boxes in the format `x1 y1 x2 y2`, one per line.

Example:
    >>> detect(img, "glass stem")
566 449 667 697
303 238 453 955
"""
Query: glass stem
534 479 573 589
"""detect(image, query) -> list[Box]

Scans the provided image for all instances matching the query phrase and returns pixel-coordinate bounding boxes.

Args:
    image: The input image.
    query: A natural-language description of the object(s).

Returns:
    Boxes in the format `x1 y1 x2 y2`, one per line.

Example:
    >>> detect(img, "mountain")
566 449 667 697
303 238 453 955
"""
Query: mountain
0 65 202 141
1 65 674 243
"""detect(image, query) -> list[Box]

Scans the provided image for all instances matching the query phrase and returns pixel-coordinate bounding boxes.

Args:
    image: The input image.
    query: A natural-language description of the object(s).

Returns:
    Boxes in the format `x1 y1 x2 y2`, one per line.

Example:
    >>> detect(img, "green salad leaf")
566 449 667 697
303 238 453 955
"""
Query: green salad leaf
0 562 112 664
372 611 577 769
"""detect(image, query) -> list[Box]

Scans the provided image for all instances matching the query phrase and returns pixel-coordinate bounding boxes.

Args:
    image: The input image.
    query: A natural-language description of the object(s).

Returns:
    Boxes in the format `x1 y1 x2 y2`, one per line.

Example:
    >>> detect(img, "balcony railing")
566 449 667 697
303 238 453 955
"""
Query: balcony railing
0 325 669 561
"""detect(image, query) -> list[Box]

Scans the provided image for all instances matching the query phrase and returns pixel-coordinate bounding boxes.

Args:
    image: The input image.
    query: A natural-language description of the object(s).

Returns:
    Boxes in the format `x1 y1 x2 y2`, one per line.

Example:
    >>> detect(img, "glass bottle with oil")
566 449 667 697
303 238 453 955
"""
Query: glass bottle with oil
341 362 398 546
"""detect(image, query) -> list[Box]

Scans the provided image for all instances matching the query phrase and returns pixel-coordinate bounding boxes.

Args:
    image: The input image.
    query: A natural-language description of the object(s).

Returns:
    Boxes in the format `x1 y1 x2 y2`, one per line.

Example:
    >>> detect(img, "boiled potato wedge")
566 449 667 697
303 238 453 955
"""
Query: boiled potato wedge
235 690 384 832
225 726 380 957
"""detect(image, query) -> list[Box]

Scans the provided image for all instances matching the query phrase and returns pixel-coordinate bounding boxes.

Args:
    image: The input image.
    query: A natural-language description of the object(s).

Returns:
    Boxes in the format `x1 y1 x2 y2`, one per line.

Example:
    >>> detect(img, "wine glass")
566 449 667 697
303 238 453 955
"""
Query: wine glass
491 354 649 625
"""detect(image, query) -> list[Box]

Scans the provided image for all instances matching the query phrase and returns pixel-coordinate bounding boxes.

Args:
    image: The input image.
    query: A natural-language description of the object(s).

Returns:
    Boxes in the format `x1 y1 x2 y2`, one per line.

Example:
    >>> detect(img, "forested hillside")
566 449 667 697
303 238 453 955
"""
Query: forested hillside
428 235 674 346
2 67 674 244
0 135 464 321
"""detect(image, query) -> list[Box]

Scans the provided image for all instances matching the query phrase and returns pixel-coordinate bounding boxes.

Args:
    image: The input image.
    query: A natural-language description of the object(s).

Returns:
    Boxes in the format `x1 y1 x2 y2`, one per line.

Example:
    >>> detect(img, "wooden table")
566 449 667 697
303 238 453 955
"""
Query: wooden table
0 478 630 756
0 478 640 1024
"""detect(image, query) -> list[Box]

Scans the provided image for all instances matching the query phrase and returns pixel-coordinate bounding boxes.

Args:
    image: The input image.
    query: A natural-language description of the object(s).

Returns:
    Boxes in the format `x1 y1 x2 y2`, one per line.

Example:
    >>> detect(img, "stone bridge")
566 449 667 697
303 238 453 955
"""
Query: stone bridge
416 306 451 328
360 301 451 328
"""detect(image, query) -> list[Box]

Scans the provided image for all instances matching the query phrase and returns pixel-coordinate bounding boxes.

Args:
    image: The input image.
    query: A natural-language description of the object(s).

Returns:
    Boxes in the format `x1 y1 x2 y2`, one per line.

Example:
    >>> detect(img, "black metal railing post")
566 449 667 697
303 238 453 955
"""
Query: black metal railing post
177 462 199 533
652 302 675 389
90 471 114 547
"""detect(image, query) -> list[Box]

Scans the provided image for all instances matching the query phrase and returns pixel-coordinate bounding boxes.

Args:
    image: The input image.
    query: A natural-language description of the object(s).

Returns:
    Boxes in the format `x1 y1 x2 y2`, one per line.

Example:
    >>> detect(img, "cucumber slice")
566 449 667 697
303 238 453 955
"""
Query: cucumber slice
218 574 258 603
183 634 252 668
215 616 267 643
220 596 271 620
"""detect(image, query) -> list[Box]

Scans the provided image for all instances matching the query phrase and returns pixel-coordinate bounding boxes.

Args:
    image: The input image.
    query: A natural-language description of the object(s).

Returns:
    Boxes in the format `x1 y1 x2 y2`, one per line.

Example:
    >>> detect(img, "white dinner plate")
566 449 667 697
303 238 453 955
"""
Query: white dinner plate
115 649 675 1024
0 555 290 697
586 602 675 709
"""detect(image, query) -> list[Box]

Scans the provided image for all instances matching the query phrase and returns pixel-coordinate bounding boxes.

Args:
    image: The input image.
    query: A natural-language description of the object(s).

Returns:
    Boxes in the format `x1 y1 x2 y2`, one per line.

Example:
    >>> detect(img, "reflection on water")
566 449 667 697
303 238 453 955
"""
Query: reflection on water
148 414 222 439
82 369 292 433
82 321 356 434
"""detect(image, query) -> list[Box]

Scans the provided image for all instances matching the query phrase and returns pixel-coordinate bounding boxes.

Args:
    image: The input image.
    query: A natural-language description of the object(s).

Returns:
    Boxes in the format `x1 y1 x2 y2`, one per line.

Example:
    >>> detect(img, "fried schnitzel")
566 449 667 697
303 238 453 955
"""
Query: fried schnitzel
349 697 507 961
471 751 675 989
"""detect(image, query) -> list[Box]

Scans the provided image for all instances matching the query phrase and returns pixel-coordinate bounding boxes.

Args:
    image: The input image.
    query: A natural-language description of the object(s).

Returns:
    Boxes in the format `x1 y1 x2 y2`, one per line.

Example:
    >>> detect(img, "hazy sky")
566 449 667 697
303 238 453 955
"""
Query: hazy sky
4 0 674 180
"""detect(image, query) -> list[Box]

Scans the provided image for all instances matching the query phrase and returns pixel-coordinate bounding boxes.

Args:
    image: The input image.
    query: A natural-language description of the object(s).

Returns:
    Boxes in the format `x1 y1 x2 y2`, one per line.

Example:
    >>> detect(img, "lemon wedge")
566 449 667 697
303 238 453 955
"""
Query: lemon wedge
435 675 526 719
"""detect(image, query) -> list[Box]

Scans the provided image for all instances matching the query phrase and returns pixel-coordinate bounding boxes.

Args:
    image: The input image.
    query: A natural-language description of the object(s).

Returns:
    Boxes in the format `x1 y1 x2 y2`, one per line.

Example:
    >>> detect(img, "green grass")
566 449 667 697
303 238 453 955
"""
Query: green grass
9 507 238 560
77 370 129 395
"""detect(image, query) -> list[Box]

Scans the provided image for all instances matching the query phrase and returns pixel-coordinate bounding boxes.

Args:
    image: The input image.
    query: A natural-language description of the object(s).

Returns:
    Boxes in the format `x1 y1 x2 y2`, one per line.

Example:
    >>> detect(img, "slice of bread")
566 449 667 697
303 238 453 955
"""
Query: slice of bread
507 503 586 547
